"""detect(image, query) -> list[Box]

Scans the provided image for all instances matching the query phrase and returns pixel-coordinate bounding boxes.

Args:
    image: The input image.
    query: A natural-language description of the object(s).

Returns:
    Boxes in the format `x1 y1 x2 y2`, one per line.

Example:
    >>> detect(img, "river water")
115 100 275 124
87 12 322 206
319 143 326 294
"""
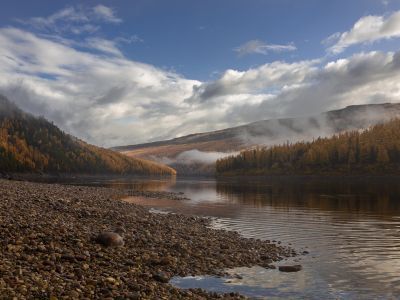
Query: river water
58 176 400 299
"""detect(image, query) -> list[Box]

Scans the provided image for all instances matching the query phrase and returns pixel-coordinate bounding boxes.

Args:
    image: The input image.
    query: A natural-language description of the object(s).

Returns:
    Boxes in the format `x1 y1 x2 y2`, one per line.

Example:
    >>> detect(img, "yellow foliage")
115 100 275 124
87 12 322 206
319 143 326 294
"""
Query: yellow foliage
216 119 400 175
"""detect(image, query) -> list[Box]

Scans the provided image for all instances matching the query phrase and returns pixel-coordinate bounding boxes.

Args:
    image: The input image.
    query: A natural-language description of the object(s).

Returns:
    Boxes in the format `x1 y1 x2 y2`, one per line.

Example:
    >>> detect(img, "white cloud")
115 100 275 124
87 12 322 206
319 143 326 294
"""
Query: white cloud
0 27 198 146
325 11 400 54
187 60 319 102
115 35 143 44
70 24 99 35
93 5 122 24
186 50 400 127
234 40 296 56
27 7 89 29
86 38 123 57
21 5 122 35
1 9 400 148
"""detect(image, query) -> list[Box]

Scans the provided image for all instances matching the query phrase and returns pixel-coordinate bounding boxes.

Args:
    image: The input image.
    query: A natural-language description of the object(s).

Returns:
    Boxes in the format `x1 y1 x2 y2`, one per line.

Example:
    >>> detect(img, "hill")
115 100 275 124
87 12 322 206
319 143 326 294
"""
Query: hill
114 103 400 175
0 95 176 176
216 119 400 176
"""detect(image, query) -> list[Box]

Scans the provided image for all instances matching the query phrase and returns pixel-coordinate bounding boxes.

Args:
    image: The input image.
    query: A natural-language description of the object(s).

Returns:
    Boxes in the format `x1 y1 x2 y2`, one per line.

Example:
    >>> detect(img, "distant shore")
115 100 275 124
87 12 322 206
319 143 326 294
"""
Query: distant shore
216 173 400 182
0 172 176 182
0 179 293 299
4 171 400 183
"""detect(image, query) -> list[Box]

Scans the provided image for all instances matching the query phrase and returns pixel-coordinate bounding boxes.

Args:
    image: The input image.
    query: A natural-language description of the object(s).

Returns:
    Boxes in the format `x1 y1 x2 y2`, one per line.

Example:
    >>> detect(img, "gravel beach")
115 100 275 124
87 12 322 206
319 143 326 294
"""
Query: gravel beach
0 179 294 299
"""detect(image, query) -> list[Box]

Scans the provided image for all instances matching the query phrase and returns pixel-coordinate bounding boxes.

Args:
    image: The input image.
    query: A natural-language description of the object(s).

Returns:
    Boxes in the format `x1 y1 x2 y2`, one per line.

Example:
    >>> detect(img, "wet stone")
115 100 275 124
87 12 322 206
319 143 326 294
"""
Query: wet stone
153 272 170 283
95 232 124 247
278 265 302 272
0 179 294 299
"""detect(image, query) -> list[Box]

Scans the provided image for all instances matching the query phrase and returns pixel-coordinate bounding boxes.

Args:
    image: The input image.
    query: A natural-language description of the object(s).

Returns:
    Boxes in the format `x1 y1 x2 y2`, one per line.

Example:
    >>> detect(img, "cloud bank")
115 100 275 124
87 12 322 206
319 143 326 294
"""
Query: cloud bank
1 7 400 148
0 27 198 146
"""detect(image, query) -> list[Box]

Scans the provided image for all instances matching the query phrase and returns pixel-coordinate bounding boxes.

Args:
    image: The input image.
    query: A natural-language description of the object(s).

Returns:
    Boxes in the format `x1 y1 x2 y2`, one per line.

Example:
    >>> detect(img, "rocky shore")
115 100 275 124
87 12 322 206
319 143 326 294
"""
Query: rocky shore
0 179 295 299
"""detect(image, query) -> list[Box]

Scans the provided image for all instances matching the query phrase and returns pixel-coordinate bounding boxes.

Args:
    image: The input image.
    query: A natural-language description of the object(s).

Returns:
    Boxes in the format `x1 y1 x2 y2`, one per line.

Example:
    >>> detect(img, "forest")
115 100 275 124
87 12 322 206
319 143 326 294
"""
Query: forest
216 119 400 176
0 96 176 175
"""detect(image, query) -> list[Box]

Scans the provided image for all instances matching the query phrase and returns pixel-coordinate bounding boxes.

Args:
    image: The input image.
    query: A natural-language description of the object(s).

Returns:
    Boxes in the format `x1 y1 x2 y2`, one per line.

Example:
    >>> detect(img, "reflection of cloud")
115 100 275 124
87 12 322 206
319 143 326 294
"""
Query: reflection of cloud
225 265 308 296
106 177 177 191
213 179 400 298
125 176 400 299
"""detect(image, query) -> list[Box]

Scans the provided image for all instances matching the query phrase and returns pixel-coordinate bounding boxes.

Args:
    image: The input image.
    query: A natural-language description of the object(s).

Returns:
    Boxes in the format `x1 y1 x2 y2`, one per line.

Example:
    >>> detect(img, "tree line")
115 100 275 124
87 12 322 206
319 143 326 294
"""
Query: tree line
0 97 176 175
216 119 400 175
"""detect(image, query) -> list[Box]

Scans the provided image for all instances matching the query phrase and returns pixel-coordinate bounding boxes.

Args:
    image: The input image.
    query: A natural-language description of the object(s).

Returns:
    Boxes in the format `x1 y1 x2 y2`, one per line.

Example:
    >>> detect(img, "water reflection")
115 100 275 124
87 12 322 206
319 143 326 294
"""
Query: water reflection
103 177 176 191
125 176 400 299
28 175 177 191
215 177 400 216
32 175 400 298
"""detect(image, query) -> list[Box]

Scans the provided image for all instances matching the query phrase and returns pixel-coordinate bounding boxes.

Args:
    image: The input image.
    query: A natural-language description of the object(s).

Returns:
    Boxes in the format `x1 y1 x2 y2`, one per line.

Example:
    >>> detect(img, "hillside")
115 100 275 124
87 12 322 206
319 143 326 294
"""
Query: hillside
0 96 176 176
216 119 400 176
114 103 400 175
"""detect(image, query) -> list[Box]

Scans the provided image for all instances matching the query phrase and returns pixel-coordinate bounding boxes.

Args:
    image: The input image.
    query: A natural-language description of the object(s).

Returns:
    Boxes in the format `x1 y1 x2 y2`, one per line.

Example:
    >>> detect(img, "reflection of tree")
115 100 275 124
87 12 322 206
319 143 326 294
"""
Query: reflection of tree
216 178 400 216
105 177 177 191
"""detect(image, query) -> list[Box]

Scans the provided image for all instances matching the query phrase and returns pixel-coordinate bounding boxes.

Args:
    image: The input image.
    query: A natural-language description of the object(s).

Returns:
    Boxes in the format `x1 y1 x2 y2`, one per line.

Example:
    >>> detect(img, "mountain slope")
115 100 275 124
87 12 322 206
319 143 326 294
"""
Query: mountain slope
216 118 400 175
0 95 176 175
114 103 400 175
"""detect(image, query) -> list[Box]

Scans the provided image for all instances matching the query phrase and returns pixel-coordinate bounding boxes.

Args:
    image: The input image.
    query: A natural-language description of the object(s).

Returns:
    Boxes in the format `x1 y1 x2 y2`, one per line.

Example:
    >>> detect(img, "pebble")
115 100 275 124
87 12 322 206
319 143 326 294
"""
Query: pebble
278 265 303 272
0 179 294 299
95 232 124 247
153 272 170 283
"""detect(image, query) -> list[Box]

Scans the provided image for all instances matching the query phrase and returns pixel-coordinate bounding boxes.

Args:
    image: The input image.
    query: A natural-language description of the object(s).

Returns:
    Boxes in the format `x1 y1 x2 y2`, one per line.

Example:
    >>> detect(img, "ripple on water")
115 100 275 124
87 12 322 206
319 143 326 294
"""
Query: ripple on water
125 177 400 299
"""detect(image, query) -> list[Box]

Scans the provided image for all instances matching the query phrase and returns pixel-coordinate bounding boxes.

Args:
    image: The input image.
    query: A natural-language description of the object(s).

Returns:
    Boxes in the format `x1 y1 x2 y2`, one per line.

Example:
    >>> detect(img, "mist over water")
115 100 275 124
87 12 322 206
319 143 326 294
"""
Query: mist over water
154 149 238 165
132 103 400 176
235 103 400 147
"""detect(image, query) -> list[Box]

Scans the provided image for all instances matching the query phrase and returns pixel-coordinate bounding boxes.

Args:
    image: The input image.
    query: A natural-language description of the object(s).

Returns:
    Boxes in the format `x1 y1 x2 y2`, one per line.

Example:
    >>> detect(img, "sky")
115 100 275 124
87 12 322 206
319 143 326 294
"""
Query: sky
0 0 400 147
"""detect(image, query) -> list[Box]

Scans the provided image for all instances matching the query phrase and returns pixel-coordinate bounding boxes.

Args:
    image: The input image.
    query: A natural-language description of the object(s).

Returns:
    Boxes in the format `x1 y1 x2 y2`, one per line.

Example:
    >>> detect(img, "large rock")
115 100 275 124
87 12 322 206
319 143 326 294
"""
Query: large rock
278 265 302 272
95 232 124 247
153 272 169 283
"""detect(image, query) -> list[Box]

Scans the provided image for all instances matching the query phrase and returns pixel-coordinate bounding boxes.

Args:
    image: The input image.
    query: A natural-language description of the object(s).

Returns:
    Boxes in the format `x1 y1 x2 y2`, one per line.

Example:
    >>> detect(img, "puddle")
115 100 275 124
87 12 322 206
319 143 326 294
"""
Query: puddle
170 265 308 299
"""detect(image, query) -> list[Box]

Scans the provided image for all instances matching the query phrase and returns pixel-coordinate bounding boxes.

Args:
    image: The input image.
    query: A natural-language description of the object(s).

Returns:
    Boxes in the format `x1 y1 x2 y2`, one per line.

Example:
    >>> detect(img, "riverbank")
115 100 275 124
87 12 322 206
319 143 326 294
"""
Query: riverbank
0 179 294 299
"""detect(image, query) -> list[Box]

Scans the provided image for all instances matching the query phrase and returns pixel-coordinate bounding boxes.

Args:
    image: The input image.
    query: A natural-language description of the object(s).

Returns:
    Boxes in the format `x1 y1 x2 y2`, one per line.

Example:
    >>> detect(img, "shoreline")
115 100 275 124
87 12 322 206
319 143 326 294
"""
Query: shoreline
4 171 400 183
0 179 294 299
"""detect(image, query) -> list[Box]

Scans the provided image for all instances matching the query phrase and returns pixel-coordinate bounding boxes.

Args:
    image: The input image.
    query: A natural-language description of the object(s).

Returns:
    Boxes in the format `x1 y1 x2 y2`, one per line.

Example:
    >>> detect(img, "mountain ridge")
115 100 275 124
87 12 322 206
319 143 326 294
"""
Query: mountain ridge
0 95 176 176
113 102 400 175
114 102 400 151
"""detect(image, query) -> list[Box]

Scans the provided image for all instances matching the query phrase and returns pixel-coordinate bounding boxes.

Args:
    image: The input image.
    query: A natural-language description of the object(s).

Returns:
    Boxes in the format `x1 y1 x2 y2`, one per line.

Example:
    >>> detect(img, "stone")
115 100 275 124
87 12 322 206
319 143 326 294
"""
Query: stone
105 277 117 284
0 179 294 299
278 265 302 272
95 232 124 247
153 272 169 283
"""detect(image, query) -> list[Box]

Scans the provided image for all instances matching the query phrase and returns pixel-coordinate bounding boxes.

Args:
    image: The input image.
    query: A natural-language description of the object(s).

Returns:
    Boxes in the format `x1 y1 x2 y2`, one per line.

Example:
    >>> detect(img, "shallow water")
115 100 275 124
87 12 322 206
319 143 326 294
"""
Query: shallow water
44 175 400 299
122 176 400 299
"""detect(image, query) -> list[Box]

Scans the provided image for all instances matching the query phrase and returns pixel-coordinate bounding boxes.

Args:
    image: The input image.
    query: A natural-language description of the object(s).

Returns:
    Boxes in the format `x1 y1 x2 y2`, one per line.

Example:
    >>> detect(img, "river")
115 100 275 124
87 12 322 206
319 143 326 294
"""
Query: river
53 176 400 299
